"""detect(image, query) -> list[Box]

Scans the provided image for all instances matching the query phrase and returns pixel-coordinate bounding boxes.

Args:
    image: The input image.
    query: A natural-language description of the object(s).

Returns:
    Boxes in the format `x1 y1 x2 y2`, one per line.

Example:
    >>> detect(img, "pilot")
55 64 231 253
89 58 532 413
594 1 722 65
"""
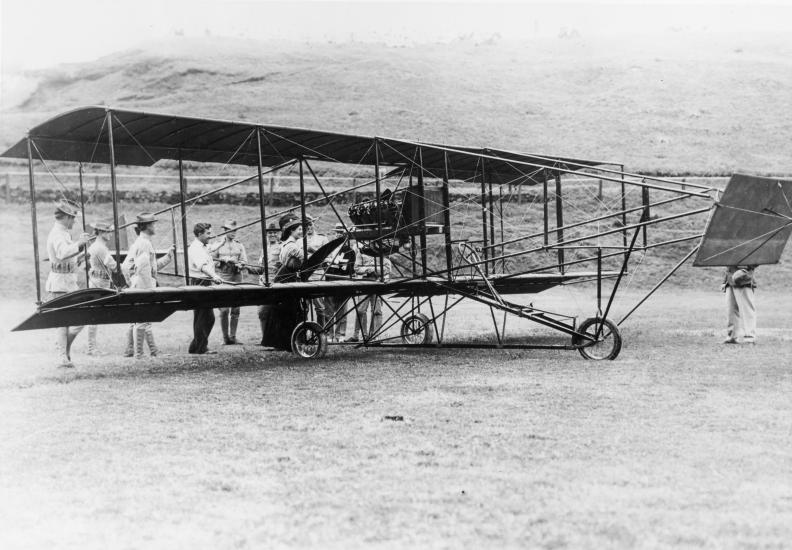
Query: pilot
213 219 248 345
188 222 224 354
85 221 118 355
46 199 92 368
121 213 173 359
722 265 757 344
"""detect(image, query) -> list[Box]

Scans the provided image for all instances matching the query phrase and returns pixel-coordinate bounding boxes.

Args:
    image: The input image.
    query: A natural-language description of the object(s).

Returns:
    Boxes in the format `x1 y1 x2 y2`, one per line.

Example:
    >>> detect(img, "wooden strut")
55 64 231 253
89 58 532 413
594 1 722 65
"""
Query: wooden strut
480 158 489 277
26 137 42 304
178 156 190 285
256 129 270 286
373 139 384 282
416 146 428 278
106 110 122 279
78 162 90 283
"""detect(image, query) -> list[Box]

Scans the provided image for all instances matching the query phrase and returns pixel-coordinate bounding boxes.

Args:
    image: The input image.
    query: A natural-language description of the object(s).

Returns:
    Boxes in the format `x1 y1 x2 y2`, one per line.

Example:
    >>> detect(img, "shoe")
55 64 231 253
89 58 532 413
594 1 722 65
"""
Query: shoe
343 336 360 343
57 358 74 369
722 338 738 344
223 339 233 345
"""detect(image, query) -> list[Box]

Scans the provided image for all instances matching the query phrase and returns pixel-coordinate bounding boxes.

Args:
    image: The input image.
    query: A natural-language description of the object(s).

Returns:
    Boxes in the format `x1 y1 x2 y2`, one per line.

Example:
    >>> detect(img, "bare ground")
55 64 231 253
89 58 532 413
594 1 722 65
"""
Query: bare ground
1 288 791 549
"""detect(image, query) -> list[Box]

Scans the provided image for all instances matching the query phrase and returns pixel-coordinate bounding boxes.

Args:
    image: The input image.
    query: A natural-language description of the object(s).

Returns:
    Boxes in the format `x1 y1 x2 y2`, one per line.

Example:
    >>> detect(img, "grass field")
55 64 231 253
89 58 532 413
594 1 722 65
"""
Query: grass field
3 190 792 549
1 289 791 549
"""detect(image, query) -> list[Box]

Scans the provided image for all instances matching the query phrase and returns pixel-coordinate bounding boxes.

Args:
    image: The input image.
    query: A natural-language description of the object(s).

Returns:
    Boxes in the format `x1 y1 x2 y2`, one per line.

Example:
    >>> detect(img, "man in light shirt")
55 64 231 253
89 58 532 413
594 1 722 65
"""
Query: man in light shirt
212 219 248 345
188 222 224 354
121 212 174 358
85 221 118 356
46 199 92 368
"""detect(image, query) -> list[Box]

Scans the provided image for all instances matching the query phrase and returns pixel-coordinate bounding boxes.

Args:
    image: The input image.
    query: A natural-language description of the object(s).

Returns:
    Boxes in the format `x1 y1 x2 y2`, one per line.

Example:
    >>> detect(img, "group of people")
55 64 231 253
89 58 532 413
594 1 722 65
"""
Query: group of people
46 197 757 368
45 199 390 368
256 213 391 351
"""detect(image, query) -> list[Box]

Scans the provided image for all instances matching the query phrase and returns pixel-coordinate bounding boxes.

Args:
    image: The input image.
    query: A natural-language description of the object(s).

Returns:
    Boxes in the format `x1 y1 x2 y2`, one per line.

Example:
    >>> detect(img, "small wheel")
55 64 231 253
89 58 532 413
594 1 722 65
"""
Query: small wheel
291 321 328 359
572 317 622 360
400 313 433 345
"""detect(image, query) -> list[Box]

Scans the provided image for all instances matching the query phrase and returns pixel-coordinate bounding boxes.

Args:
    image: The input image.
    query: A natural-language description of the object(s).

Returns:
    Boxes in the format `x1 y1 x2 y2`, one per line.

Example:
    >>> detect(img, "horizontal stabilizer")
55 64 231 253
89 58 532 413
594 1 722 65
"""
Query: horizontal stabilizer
693 173 792 266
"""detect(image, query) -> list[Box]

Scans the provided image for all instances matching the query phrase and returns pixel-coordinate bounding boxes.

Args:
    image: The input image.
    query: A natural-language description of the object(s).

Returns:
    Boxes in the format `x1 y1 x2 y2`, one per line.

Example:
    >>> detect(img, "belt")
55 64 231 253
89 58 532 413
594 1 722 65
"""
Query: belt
51 266 74 274
90 269 111 280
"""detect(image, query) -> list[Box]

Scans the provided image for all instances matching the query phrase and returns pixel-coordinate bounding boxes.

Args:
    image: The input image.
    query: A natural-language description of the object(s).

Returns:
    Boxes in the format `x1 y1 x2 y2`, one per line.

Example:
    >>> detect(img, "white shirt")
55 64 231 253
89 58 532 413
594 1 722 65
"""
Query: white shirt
87 237 118 288
189 238 219 279
45 221 82 293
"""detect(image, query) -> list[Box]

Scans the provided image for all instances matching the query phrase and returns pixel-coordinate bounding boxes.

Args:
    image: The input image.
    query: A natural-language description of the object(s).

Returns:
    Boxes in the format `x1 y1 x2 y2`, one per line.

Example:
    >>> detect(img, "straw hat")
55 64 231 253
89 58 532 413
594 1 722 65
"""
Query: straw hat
54 199 81 218
89 221 114 233
135 212 157 224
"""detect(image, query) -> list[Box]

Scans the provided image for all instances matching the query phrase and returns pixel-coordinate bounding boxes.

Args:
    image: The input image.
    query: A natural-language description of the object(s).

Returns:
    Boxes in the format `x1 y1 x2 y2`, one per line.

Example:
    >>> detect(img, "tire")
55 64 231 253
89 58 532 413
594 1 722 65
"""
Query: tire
291 321 328 359
400 313 433 345
572 317 622 360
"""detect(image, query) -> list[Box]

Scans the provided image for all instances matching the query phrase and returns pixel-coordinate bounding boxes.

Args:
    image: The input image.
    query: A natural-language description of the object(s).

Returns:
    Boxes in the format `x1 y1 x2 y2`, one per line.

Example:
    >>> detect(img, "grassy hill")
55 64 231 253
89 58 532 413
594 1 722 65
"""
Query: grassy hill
2 32 791 174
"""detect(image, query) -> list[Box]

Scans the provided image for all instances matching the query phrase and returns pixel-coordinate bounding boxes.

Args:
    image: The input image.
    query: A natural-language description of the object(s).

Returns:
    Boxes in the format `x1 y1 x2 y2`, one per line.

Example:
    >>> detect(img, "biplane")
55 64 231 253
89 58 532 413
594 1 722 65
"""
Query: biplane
6 106 784 361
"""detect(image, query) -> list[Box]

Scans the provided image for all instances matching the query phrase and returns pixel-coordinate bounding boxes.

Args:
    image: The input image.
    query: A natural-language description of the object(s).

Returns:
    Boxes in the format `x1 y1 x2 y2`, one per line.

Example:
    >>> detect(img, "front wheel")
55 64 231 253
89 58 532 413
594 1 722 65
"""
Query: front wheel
291 321 328 359
572 317 622 360
400 313 433 345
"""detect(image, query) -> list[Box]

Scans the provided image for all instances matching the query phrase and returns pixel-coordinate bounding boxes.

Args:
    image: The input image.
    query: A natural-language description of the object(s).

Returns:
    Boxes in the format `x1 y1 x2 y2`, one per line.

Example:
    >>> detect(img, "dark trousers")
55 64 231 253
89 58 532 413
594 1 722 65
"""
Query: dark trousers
189 278 215 354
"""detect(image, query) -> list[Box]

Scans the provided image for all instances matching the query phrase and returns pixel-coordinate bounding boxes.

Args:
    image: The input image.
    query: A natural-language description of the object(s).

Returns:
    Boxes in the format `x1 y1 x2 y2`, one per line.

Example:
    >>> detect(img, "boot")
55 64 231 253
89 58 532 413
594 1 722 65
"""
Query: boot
145 326 159 357
56 327 73 368
124 325 135 357
229 315 241 344
221 309 231 344
65 326 84 361
134 325 146 359
87 325 98 356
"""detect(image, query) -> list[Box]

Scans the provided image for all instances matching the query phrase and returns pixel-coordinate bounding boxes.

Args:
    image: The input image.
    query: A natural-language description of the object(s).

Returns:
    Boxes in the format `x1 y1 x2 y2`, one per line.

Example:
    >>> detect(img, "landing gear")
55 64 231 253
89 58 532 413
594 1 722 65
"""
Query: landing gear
572 317 622 360
291 321 328 359
400 313 433 345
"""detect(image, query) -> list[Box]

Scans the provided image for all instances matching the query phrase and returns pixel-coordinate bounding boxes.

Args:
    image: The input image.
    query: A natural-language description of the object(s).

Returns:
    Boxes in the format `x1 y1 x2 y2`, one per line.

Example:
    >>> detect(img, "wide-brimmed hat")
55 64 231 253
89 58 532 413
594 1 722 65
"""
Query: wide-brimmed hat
221 219 238 230
278 213 298 229
89 221 114 233
135 212 157 225
266 222 279 233
54 199 81 218
280 218 302 241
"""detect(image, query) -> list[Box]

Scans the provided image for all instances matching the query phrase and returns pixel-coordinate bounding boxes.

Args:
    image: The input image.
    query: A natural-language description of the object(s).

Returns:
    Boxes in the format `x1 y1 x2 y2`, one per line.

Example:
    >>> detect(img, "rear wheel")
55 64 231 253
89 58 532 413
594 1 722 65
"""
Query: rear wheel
400 313 433 345
572 317 622 360
291 321 328 359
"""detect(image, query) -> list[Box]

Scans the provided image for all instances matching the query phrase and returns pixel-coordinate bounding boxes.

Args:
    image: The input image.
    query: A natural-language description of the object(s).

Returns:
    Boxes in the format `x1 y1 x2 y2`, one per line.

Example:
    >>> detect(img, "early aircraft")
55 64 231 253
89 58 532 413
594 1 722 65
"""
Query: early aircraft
7 106 782 360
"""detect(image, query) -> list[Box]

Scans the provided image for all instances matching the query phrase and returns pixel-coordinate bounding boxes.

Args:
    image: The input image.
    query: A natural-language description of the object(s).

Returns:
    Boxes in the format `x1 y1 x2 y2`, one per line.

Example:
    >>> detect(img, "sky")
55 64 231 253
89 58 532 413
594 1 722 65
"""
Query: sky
2 0 792 72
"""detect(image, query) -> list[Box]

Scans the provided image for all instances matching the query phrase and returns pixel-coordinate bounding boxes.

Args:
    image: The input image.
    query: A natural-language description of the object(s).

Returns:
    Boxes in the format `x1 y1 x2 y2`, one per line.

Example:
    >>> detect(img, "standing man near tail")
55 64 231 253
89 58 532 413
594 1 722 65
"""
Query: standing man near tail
188 222 224 354
46 199 92 368
722 265 757 345
213 219 248 345
85 221 118 355
122 213 173 358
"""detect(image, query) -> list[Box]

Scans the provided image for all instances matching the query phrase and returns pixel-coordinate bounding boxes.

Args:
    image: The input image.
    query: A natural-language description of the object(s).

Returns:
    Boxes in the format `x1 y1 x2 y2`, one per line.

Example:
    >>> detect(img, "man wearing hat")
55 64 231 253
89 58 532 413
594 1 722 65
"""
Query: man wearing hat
85 221 118 355
121 212 174 358
188 222 225 354
212 219 249 345
46 199 92 368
